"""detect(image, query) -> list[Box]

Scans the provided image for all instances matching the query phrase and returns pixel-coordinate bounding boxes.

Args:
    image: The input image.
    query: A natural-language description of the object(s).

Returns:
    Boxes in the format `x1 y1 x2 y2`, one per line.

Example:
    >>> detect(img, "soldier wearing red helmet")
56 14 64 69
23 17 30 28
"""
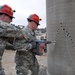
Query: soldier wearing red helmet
0 4 16 75
14 14 45 75
0 4 23 75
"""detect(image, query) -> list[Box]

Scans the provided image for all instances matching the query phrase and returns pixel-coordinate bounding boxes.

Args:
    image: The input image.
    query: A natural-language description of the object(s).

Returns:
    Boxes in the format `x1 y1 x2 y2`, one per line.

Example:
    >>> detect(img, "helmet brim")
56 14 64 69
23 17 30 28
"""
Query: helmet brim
0 12 15 18
27 18 40 25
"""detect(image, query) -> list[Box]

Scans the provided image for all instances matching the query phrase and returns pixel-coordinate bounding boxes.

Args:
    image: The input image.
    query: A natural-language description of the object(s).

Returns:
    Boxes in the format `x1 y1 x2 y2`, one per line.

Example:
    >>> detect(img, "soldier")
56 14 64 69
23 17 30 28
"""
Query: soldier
0 4 23 75
14 14 44 75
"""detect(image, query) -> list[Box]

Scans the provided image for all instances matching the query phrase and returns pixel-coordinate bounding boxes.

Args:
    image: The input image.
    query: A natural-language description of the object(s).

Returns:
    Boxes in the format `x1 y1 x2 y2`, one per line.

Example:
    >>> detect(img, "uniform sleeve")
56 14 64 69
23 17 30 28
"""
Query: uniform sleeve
13 39 33 51
3 25 23 38
13 26 35 51
0 22 23 38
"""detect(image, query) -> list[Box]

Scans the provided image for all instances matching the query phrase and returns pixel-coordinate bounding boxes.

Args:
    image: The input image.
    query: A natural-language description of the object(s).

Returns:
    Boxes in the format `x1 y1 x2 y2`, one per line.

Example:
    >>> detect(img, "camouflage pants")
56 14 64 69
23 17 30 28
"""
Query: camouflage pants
15 51 39 75
0 38 7 75
0 57 5 75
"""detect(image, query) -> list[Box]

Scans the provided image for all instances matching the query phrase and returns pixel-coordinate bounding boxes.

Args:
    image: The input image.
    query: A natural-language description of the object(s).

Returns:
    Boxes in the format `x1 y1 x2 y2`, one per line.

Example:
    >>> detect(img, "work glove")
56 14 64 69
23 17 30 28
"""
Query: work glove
6 42 15 50
32 43 44 56
31 41 37 49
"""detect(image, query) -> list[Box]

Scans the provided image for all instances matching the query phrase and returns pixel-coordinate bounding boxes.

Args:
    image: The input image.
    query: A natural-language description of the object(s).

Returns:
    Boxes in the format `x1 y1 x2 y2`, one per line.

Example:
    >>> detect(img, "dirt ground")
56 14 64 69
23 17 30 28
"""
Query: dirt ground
2 50 47 75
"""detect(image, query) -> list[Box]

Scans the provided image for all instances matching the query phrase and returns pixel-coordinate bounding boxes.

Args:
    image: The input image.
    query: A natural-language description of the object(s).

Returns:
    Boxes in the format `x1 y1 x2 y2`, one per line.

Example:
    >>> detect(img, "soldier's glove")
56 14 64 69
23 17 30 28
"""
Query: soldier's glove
32 42 40 55
6 42 15 50
31 42 45 55
31 41 37 49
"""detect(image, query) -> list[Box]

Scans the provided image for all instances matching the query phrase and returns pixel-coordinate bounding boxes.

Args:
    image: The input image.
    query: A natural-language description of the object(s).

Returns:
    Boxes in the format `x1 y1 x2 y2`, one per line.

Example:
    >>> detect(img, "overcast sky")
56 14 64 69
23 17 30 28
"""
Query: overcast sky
0 0 46 28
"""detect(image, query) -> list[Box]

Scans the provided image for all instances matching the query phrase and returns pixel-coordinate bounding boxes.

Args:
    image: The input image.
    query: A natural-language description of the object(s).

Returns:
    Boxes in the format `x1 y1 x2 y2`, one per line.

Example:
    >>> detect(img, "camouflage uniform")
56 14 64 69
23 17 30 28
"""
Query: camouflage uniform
0 20 23 75
14 26 39 75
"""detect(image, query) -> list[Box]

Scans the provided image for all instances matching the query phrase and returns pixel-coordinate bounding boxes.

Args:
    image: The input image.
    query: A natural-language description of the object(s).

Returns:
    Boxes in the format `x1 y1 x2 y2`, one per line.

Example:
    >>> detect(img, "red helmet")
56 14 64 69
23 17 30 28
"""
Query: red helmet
0 4 15 18
27 14 41 25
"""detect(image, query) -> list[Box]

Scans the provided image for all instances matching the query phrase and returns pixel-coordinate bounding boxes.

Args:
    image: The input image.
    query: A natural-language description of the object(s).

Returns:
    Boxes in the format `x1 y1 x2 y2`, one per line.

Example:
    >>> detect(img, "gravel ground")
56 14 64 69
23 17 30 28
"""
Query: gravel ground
2 50 47 75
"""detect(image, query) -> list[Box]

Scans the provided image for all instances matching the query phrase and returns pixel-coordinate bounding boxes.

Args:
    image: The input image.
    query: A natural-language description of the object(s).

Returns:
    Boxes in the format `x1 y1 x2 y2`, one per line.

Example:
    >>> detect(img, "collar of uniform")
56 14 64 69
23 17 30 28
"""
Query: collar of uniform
27 25 35 36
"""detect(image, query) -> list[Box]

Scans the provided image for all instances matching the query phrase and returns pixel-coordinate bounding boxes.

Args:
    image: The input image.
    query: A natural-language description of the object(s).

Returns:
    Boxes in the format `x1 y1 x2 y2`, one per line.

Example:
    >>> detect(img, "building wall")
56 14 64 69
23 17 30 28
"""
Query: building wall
46 0 75 75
